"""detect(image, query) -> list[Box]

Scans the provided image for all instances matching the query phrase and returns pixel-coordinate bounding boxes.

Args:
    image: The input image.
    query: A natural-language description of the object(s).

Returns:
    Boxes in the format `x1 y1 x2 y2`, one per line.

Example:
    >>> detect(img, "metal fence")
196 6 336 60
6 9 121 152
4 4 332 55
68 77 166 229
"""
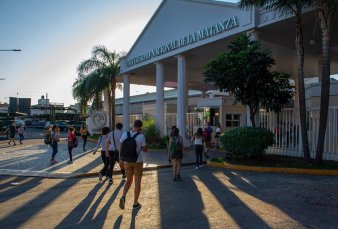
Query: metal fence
164 112 204 138
259 107 338 161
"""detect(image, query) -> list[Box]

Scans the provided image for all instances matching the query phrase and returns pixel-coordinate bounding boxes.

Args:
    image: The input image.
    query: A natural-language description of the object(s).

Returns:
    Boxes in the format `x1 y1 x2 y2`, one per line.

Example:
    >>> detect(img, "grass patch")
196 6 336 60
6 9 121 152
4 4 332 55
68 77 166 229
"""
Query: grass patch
211 154 338 170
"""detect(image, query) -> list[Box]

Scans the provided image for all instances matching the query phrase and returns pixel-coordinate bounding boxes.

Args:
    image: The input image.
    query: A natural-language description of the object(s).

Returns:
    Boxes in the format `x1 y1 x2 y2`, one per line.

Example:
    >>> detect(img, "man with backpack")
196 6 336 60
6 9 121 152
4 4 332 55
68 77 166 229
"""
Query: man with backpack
119 120 147 210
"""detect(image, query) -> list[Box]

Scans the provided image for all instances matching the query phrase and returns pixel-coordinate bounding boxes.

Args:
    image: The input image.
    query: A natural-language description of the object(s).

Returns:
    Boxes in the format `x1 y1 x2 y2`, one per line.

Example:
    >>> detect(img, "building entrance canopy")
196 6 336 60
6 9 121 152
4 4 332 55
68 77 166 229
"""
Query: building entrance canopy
115 0 338 144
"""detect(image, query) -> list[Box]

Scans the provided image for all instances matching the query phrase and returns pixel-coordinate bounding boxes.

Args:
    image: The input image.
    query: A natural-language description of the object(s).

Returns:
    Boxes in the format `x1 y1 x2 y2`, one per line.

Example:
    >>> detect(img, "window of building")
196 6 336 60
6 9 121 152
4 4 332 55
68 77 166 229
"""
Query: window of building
225 114 241 127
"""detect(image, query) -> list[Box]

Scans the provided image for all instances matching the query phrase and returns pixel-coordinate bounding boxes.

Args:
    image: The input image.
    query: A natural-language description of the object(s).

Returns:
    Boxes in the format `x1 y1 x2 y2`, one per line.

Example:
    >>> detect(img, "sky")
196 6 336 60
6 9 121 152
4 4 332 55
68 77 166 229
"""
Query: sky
0 0 162 106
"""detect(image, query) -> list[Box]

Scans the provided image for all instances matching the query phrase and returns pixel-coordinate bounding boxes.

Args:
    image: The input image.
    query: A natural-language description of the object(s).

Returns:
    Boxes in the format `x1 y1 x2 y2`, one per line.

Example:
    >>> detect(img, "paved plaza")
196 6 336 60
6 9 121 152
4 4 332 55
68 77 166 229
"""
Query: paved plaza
1 137 338 228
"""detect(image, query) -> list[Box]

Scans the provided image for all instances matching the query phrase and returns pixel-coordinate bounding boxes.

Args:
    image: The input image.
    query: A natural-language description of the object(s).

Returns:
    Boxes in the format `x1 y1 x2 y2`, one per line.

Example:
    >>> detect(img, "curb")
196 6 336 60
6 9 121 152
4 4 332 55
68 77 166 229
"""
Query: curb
207 161 338 176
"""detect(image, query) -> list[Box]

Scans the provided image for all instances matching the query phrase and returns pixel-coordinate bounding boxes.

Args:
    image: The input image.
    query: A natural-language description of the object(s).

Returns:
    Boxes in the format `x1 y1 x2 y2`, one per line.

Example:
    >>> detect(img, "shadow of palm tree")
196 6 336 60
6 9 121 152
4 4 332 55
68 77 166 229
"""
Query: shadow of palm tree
0 158 102 228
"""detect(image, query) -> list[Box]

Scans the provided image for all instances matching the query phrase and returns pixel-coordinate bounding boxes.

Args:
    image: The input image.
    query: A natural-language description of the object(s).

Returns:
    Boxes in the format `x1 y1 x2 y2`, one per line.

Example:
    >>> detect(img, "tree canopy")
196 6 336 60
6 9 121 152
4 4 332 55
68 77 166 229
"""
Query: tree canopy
72 46 122 128
203 33 294 127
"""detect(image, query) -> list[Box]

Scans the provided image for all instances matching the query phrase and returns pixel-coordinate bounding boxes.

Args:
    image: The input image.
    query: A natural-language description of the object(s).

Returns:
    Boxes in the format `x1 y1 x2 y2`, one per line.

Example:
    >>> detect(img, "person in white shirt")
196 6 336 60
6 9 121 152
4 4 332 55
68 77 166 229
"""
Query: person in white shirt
17 125 26 144
192 127 204 169
94 126 110 182
119 120 147 210
105 123 124 184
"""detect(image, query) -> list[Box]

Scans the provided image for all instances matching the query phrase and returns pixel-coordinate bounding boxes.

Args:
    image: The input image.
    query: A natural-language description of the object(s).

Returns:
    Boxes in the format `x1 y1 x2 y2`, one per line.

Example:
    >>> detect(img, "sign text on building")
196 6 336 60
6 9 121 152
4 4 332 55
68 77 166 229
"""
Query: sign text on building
127 16 238 67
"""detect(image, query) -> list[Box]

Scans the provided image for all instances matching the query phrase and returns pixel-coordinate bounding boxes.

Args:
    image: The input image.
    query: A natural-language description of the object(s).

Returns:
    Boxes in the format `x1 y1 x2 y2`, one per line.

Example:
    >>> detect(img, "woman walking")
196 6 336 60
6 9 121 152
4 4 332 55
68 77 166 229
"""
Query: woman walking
94 126 110 182
50 125 61 164
67 127 76 164
80 124 89 151
168 127 184 181
192 127 204 170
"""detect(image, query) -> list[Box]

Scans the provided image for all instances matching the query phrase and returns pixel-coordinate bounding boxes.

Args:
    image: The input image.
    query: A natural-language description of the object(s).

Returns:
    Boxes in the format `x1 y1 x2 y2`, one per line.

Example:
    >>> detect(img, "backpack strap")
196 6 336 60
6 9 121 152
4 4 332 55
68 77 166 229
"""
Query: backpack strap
112 130 116 150
131 132 141 160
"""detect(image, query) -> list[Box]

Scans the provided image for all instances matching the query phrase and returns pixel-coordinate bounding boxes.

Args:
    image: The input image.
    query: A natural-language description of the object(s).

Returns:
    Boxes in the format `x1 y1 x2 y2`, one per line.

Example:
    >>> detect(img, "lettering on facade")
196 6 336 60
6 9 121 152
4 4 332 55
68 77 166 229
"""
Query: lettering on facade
127 16 239 67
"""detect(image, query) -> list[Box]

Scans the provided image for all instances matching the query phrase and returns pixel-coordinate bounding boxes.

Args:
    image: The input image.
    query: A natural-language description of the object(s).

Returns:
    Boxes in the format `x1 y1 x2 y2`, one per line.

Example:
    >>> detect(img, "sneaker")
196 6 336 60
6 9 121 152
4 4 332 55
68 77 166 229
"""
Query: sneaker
119 196 125 210
108 178 113 184
173 177 177 181
67 160 73 164
199 164 204 168
177 174 181 180
133 203 142 210
99 173 102 181
195 166 199 170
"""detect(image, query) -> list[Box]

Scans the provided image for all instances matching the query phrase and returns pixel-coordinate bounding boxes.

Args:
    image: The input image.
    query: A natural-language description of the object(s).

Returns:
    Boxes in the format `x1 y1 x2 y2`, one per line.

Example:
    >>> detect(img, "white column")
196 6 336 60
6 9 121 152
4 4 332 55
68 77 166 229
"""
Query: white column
176 55 188 145
155 62 165 135
123 75 130 131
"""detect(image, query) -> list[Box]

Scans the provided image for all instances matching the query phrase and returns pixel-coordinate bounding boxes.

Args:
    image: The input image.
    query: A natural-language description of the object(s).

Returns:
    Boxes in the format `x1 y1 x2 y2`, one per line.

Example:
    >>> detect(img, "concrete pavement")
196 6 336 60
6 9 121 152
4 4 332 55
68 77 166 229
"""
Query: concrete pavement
1 139 338 228
0 138 225 178
1 167 338 228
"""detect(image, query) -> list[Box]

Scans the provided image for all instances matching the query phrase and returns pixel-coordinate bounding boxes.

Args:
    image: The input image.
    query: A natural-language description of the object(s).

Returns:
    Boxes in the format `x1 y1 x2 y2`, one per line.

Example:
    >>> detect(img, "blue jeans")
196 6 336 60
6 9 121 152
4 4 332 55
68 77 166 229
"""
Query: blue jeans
195 144 203 166
19 134 24 143
51 141 58 158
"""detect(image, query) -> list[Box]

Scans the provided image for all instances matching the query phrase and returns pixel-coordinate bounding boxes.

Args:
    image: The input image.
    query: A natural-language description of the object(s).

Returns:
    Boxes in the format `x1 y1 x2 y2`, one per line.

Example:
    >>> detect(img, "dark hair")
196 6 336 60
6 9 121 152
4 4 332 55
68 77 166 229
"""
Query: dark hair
172 127 179 137
116 123 123 130
52 125 57 130
196 127 203 137
102 126 110 135
134 120 143 128
68 126 75 132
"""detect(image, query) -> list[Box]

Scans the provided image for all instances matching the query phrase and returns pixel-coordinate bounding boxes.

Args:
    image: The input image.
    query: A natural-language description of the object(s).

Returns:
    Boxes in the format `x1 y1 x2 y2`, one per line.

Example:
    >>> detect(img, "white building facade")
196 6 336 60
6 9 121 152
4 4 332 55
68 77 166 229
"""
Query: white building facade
115 0 338 159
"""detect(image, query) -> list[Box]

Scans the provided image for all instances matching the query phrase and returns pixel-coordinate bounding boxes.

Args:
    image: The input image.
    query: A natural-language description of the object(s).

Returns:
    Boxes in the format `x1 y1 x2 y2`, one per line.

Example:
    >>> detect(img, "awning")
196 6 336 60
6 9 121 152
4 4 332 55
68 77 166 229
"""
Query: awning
197 97 223 108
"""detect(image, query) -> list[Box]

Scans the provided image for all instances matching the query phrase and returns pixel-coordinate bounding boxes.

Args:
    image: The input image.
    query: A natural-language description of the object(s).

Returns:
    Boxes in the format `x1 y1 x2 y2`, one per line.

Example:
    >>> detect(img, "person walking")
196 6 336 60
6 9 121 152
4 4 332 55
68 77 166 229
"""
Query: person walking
50 125 61 164
94 126 110 182
192 127 204 170
168 127 184 181
203 122 213 158
6 122 17 146
80 124 89 151
105 123 124 184
214 123 222 149
17 124 26 144
119 120 147 210
67 127 76 164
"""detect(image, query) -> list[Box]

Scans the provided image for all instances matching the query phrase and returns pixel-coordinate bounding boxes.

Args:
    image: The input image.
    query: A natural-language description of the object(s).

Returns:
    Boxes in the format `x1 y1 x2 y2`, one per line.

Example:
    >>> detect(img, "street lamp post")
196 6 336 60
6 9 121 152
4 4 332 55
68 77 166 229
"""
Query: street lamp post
0 49 21 52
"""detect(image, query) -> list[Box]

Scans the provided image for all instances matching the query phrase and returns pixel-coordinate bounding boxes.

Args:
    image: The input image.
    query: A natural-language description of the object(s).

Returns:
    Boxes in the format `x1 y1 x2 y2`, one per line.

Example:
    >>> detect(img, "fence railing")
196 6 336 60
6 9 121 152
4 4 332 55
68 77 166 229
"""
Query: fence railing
259 107 338 161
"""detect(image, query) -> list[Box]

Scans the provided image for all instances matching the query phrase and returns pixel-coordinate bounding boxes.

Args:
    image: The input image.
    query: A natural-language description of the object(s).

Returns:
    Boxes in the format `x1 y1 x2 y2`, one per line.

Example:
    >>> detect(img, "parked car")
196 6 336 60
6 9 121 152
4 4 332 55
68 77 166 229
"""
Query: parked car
44 121 69 131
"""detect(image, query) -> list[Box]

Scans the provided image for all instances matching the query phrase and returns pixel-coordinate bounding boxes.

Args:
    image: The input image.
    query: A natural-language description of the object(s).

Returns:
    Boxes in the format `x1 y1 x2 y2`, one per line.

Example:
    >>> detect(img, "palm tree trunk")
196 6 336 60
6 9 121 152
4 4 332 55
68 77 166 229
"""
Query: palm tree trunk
295 11 311 163
315 13 331 165
106 88 113 130
110 75 116 130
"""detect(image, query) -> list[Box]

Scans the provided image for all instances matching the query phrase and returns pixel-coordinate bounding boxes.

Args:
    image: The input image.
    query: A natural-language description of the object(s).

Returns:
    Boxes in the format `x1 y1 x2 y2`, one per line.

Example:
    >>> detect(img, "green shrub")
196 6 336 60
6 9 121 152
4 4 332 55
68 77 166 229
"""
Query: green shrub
142 114 161 144
220 127 274 160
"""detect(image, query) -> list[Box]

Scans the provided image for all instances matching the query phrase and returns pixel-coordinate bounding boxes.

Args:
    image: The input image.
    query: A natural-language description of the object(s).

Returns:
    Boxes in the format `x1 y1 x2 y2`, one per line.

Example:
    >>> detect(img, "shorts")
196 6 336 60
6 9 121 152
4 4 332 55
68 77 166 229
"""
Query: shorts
125 162 143 177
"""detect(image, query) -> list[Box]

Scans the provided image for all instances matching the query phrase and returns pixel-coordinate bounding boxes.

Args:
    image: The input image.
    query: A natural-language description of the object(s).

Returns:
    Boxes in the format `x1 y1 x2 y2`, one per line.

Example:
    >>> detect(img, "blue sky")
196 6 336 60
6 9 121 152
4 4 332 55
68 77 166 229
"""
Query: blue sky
0 0 162 106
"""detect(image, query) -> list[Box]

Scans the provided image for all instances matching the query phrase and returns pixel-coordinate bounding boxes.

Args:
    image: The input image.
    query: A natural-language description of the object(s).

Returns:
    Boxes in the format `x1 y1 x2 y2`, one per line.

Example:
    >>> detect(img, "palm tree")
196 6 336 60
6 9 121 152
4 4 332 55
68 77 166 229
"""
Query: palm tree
315 0 337 164
240 0 312 162
72 46 122 129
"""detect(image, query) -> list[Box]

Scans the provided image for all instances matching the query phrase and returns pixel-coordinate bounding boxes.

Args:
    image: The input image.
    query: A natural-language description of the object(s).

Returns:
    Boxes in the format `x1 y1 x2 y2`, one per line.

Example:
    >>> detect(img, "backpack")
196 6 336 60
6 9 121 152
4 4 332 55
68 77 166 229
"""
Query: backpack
9 124 16 133
170 137 183 157
204 130 211 141
73 135 78 148
44 133 51 145
120 132 140 162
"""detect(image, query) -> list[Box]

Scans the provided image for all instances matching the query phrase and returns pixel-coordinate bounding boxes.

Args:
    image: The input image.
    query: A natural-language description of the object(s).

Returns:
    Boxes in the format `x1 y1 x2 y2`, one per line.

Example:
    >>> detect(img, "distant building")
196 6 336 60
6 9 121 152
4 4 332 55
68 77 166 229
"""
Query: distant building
8 97 31 115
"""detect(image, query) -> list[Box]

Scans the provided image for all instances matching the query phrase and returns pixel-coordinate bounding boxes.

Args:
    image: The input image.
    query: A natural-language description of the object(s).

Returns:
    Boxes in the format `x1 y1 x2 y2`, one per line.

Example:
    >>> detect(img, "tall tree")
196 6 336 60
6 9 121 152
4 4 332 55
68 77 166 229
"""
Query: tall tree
240 0 312 162
72 46 121 129
203 33 294 127
315 0 337 164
